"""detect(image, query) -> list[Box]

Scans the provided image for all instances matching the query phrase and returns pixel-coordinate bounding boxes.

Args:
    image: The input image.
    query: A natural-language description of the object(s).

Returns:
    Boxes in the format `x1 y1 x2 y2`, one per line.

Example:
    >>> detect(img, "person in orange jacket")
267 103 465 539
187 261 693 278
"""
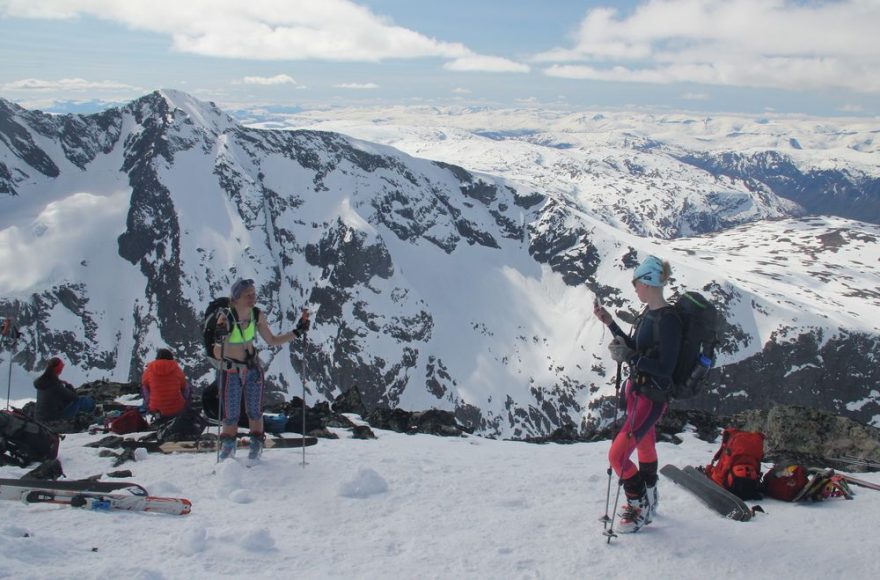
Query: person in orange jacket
141 348 190 418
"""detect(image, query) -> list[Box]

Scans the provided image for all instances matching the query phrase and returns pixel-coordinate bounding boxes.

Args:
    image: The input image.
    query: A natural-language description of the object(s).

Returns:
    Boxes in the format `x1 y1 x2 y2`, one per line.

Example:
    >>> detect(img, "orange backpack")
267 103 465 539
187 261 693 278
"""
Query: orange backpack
704 428 765 500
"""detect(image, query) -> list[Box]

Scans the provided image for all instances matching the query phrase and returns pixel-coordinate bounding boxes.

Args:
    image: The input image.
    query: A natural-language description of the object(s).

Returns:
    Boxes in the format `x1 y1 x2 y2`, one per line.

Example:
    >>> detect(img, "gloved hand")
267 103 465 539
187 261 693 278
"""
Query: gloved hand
295 315 310 335
608 336 635 363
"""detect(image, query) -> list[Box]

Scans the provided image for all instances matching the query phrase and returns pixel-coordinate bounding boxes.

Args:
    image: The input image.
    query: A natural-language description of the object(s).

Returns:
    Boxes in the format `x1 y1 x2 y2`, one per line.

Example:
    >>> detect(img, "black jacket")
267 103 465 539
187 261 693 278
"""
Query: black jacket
33 373 77 421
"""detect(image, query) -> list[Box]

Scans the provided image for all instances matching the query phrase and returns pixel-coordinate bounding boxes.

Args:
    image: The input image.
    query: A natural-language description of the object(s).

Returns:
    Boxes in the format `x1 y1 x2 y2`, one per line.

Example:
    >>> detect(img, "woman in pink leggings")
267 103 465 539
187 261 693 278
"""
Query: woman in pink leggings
594 255 682 533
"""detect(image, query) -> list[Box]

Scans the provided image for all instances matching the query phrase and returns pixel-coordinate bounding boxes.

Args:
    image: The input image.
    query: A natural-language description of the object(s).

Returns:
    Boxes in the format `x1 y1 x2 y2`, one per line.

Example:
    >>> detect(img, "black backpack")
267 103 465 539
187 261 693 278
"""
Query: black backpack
156 409 208 443
202 297 260 359
0 409 61 467
663 291 720 399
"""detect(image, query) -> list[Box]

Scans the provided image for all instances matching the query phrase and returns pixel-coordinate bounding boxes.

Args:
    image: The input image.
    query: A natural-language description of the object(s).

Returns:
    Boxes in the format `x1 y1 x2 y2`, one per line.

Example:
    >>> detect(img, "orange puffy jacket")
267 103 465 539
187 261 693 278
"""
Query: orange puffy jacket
142 359 187 417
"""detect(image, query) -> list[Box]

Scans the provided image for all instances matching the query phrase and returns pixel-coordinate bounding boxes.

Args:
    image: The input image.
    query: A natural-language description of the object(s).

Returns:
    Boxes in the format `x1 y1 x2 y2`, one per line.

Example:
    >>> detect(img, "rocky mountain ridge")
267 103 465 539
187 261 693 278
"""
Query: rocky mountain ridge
1 91 878 436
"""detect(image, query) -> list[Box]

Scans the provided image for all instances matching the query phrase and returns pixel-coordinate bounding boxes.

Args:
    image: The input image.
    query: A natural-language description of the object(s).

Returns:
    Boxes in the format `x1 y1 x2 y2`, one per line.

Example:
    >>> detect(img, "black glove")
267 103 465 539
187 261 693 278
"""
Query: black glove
294 316 310 336
608 336 635 363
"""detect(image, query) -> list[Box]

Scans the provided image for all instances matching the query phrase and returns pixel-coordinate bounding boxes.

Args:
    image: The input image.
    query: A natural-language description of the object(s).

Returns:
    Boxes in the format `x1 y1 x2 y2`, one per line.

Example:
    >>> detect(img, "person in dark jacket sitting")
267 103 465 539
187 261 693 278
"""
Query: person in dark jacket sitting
33 357 95 422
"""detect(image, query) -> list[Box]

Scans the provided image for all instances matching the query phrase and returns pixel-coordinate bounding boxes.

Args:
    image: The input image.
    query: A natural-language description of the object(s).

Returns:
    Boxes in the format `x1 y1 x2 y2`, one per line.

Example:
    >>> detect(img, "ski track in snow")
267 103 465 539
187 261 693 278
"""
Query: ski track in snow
1 427 879 579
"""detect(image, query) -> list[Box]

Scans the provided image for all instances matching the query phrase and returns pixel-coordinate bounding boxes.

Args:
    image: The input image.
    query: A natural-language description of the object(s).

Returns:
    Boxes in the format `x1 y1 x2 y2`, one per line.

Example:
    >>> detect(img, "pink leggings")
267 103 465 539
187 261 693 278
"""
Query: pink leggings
608 380 666 480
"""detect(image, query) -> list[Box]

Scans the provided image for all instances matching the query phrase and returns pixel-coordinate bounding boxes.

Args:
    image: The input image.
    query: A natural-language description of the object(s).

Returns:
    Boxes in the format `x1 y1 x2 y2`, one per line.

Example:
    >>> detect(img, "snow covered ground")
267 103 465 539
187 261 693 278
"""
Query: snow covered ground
2 418 879 580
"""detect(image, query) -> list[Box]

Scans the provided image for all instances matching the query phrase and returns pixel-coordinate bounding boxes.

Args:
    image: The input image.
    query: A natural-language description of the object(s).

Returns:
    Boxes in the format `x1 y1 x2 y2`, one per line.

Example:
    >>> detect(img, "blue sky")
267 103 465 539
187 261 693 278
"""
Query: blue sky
0 0 878 116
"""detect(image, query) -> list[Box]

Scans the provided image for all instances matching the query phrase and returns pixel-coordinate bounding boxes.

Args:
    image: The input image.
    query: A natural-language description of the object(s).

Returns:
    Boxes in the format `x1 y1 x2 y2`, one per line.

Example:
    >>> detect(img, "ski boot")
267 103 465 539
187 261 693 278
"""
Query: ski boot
617 490 650 533
218 435 236 460
247 431 265 462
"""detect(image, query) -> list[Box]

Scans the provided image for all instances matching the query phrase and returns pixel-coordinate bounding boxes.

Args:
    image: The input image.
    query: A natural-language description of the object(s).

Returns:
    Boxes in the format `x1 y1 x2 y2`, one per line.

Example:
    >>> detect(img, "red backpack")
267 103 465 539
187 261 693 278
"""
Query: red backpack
704 428 765 500
107 408 149 435
761 464 809 501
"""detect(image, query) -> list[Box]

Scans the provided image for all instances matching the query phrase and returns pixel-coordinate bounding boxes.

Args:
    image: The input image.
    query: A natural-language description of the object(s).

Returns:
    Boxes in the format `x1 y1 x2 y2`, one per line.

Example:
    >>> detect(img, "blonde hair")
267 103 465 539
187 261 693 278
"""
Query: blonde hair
660 260 672 285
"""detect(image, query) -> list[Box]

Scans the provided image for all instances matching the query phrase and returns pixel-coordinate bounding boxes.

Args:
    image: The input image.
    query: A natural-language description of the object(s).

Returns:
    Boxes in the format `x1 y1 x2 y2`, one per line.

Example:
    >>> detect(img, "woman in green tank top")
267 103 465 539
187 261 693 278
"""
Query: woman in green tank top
213 278 310 461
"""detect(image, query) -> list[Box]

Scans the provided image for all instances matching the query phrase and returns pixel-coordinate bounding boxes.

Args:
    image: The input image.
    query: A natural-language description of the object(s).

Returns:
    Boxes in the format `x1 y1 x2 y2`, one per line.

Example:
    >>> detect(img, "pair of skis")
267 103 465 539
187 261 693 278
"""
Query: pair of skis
156 435 317 454
660 464 755 521
87 435 318 454
0 478 191 515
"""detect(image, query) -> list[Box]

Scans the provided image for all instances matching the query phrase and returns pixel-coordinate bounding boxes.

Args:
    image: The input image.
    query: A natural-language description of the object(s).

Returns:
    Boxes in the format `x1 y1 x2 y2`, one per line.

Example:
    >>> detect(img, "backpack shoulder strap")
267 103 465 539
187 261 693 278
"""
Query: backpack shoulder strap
710 429 733 465
646 305 679 355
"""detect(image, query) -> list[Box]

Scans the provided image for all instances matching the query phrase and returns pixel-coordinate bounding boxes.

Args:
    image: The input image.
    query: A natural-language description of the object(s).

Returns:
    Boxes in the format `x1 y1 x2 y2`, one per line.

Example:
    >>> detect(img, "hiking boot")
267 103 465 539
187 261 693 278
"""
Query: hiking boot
645 484 659 524
617 491 650 533
218 435 236 460
247 432 265 461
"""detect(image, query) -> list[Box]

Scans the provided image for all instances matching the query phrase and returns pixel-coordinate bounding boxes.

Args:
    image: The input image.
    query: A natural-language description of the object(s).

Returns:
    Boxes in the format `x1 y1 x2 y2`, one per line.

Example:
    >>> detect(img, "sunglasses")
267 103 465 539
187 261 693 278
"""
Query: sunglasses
232 278 256 299
632 272 652 287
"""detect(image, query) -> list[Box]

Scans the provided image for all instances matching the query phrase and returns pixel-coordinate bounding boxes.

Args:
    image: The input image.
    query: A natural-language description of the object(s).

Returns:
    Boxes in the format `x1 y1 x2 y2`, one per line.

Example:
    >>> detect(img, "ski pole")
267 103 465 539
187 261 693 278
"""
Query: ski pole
300 307 309 468
601 361 623 528
604 481 623 543
215 310 229 464
2 315 18 410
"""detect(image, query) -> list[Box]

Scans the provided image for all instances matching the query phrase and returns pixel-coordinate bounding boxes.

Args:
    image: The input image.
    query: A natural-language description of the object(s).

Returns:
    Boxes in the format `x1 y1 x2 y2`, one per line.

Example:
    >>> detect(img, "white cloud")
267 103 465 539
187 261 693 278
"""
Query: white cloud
0 0 520 72
681 91 710 101
444 55 530 73
334 82 379 90
839 103 864 113
1 78 141 92
451 87 471 94
241 74 297 86
535 0 880 94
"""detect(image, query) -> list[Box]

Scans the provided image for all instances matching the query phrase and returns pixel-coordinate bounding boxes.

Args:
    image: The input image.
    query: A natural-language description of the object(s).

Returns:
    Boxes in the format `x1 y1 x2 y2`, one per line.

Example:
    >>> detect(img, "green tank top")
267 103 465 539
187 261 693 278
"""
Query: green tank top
227 309 256 344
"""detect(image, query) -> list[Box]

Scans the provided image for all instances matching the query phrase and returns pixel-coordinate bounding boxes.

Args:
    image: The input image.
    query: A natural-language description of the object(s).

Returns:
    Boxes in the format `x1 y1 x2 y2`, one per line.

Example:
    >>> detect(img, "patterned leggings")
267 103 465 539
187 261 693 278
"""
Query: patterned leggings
222 367 264 426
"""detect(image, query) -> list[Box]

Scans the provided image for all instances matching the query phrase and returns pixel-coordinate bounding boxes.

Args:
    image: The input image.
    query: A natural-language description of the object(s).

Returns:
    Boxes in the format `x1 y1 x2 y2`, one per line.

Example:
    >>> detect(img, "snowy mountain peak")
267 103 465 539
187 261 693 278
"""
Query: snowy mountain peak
1 91 879 436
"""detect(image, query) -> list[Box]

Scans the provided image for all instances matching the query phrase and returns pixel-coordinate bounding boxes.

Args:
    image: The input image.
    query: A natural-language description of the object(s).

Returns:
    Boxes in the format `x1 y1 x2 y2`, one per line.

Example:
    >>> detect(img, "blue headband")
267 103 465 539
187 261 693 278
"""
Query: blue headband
632 256 665 287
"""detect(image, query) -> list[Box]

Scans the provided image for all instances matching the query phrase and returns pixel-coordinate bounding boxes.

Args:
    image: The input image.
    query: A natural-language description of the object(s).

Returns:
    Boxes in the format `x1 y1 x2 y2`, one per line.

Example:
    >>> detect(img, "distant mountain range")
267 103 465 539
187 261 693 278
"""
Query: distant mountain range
1 91 878 436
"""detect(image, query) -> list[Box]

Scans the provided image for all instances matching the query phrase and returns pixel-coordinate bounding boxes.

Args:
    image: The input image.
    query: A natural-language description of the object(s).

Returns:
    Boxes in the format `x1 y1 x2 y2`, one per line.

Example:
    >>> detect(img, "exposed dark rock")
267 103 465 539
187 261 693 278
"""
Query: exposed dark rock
521 424 582 444
366 407 468 436
684 330 880 426
0 99 60 180
304 221 394 288
528 201 601 286
677 150 880 226
658 409 726 443
352 425 376 439
78 380 141 403
23 458 65 480
730 405 880 464
332 385 368 417
307 427 339 439
106 470 134 478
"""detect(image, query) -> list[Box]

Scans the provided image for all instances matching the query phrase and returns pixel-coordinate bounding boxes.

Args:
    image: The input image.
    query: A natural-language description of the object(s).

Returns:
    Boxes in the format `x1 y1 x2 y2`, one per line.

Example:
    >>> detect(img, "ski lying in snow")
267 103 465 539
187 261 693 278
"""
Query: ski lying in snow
0 479 191 515
0 477 147 495
21 491 191 515
837 474 880 492
157 436 318 454
660 464 753 522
